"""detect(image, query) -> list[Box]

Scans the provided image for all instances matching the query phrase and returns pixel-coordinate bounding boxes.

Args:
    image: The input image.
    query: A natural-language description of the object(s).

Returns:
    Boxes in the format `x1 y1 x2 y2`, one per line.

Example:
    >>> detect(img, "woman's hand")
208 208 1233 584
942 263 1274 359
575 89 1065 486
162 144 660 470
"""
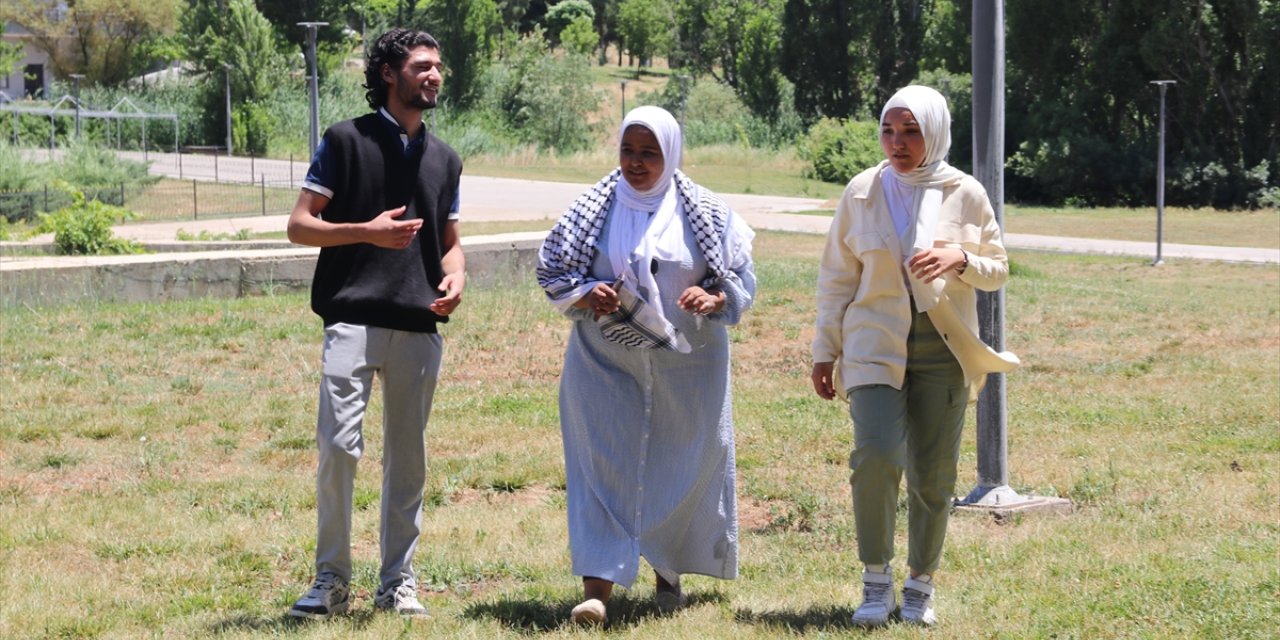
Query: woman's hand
678 286 725 315
811 362 837 400
907 247 967 283
573 282 620 318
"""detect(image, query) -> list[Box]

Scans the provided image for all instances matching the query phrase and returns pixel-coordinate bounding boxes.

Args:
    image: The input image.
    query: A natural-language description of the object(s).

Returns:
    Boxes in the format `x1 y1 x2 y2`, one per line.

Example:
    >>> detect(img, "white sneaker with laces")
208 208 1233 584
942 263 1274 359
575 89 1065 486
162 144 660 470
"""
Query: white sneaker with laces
851 566 895 627
289 572 350 620
901 575 937 626
375 582 429 617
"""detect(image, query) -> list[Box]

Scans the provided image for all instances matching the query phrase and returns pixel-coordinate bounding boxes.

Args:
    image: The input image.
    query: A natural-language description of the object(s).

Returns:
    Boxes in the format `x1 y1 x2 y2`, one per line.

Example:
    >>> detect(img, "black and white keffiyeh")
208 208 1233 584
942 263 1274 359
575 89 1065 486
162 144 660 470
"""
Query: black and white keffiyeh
536 168 735 351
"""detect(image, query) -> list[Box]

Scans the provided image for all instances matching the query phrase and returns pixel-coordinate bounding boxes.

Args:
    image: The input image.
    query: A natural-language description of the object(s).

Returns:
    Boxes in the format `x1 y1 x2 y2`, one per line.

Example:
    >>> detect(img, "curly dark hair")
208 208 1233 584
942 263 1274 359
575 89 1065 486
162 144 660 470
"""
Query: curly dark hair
363 28 440 110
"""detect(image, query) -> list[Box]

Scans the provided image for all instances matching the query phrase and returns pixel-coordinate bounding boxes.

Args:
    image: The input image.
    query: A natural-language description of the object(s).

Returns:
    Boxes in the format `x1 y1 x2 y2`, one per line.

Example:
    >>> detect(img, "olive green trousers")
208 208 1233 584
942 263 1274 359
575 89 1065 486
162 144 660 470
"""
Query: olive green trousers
846 310 967 575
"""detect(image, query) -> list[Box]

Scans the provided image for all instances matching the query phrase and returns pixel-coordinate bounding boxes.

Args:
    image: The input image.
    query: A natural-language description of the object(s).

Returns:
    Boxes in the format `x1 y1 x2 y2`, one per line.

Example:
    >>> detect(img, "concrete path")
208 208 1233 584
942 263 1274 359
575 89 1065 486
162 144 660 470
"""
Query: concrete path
13 149 1279 265
101 210 1280 266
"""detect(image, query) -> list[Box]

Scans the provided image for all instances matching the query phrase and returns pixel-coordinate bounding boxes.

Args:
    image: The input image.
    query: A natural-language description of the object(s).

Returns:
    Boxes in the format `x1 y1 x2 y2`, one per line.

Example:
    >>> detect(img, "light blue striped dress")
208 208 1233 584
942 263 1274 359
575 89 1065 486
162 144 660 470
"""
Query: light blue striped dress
556 204 756 589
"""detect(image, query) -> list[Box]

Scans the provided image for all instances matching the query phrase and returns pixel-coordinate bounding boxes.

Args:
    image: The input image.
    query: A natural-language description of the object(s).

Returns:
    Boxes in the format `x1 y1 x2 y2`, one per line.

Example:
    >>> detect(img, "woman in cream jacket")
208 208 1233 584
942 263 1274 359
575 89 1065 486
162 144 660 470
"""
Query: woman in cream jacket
810 85 1018 628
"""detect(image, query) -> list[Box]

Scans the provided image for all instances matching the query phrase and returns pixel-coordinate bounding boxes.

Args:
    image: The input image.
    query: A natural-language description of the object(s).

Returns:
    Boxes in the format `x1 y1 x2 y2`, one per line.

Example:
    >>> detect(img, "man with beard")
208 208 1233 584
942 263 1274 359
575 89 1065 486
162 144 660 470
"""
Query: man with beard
285 28 464 620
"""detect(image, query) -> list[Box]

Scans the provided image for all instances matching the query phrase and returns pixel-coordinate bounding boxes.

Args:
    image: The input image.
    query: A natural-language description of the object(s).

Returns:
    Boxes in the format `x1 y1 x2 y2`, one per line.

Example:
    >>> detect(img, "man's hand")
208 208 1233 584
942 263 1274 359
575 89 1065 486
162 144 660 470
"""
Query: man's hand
429 272 465 316
362 206 423 249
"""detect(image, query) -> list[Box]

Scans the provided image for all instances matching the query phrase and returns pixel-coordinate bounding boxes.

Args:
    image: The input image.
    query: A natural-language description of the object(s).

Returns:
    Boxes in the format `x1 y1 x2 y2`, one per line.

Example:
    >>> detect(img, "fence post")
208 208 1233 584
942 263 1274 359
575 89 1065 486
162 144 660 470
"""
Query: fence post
214 154 219 182
44 184 48 212
251 152 255 184
120 182 125 207
178 149 183 179
289 153 294 188
261 173 266 215
193 179 198 220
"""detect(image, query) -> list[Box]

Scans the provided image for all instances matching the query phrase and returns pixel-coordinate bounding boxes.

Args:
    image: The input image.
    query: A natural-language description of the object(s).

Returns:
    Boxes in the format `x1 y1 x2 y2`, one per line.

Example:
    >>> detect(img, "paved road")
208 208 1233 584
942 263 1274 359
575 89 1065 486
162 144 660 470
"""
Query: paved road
17 149 1280 264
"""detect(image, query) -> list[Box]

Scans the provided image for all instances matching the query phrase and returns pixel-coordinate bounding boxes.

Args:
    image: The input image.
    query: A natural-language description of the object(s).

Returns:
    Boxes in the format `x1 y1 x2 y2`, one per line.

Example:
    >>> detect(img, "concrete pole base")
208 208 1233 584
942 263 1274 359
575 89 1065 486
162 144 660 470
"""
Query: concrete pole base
954 484 1073 516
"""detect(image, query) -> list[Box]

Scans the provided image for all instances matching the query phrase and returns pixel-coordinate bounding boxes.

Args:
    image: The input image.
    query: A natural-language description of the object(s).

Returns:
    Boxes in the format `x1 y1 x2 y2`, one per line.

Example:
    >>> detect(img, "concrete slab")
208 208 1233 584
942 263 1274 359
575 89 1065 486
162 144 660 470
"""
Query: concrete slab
1 232 547 308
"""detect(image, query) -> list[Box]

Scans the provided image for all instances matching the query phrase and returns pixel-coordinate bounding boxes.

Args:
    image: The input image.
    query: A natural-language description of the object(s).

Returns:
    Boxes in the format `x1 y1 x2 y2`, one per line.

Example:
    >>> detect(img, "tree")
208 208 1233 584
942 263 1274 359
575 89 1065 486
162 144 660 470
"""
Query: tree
561 17 600 56
780 0 864 120
735 5 784 120
589 0 622 63
1 0 182 86
671 0 777 87
545 0 595 46
863 0 933 108
418 0 502 108
0 41 23 78
1005 0 1278 208
254 0 351 57
616 0 671 69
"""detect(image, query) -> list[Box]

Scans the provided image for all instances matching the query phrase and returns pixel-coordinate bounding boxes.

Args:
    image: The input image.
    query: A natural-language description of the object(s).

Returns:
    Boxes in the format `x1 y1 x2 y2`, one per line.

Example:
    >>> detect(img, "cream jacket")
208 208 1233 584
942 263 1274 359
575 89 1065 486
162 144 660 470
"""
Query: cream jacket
812 162 1020 394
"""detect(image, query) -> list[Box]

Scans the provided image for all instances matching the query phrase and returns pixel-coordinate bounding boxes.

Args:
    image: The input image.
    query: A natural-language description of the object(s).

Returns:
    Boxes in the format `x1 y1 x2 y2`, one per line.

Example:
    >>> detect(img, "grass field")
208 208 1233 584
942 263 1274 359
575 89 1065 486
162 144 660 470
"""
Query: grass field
1 233 1277 639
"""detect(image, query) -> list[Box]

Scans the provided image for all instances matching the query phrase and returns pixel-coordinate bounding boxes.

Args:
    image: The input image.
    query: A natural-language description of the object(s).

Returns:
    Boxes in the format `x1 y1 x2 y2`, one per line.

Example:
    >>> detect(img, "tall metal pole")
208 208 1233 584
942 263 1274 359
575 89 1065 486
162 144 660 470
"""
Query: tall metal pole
965 0 1011 503
958 1 1070 515
224 64 234 156
1150 80 1175 267
298 22 329 157
69 74 84 141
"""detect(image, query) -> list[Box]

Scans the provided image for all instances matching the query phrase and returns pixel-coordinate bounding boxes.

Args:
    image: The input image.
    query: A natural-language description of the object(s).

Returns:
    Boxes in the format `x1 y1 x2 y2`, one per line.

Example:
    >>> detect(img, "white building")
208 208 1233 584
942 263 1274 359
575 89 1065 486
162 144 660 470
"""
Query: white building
2 21 53 100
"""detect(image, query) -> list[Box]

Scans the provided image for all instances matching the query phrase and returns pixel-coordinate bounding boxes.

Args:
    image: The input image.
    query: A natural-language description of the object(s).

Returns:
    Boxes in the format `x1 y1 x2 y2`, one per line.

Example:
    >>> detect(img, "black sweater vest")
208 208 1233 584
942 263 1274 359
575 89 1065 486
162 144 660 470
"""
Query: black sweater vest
310 113 462 333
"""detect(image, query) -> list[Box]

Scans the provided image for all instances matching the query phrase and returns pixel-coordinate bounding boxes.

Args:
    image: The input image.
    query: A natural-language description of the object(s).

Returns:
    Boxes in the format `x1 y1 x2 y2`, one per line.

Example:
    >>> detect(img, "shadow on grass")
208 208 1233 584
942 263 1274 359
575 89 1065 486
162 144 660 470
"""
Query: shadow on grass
207 609 378 635
464 591 728 633
733 604 859 634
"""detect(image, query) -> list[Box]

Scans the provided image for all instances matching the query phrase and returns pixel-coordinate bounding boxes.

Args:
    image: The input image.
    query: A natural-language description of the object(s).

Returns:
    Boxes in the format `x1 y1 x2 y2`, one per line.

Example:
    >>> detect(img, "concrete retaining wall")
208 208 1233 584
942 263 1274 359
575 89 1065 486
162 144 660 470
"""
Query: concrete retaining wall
0 232 546 307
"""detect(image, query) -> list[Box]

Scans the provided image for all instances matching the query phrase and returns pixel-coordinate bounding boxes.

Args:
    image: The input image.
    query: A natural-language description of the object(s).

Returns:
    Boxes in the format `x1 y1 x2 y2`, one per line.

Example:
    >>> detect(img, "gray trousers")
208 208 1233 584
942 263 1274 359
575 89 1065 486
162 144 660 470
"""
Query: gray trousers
314 322 443 590
847 310 967 575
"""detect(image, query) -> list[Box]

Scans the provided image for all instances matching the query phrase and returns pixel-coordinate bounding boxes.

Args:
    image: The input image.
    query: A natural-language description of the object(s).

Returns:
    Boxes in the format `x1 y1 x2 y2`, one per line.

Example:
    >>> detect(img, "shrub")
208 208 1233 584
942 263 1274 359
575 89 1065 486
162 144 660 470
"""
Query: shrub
58 144 157 188
479 30 600 153
561 16 600 56
640 78 804 149
36 186 142 255
797 118 882 183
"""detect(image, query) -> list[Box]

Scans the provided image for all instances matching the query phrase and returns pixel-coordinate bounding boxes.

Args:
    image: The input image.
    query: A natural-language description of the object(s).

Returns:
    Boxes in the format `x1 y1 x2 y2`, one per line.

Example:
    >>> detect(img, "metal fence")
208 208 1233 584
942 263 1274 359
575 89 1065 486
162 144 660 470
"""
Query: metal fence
1 172 300 223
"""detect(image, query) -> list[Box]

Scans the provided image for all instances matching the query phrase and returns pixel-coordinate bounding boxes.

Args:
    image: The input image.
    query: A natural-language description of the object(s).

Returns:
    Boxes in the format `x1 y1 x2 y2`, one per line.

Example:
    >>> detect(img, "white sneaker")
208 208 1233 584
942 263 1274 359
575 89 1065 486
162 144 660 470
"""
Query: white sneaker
289 572 350 620
851 567 895 627
375 582 429 617
901 575 937 626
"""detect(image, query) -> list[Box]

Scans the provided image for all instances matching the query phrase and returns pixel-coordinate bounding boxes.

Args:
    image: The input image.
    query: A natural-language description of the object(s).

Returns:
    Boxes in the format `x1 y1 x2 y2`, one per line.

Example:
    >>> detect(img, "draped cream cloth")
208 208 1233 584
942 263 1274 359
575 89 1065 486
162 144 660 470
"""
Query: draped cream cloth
880 85 968 312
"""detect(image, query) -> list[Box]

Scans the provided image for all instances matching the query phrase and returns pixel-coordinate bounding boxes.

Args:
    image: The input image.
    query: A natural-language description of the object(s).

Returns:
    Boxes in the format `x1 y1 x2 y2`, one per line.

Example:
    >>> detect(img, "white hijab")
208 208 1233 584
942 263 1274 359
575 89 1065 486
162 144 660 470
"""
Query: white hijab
880 85 968 311
606 106 687 308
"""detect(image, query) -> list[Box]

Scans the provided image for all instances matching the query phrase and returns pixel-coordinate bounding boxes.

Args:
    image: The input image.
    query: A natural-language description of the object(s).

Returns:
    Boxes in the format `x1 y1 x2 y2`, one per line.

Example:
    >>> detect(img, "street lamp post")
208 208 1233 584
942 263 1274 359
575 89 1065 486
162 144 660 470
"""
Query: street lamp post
69 73 84 141
224 64 234 156
1150 80 1176 267
298 22 329 157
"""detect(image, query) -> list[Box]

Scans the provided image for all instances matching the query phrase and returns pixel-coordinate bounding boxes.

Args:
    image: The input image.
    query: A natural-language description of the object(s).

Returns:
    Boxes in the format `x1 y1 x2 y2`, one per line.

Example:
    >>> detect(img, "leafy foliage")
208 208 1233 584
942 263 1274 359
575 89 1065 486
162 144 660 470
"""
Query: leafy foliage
415 0 502 109
35 185 141 255
617 0 672 68
478 29 600 153
0 0 182 86
560 17 600 56
1004 0 1278 208
544 0 595 45
796 118 882 183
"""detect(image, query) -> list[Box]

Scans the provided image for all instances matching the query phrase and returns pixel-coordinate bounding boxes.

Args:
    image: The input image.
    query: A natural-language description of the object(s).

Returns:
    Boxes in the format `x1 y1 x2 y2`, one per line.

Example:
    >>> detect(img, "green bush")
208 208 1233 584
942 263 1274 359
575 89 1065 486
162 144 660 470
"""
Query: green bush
561 16 600 56
58 144 157 188
479 30 600 153
640 78 804 149
797 118 882 183
36 186 142 255
232 101 273 157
